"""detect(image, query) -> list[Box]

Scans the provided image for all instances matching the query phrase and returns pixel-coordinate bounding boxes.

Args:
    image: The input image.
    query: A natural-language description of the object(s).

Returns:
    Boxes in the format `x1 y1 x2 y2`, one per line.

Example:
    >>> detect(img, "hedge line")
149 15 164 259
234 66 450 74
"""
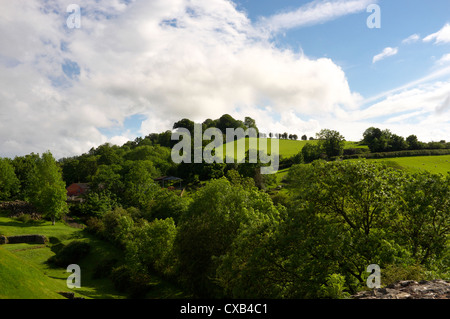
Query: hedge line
338 148 450 160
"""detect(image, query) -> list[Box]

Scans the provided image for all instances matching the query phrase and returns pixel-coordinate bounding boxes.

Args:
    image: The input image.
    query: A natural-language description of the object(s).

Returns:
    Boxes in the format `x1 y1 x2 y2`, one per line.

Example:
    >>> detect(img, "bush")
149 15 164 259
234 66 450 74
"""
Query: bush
92 258 119 279
85 217 105 236
382 264 428 286
48 240 91 267
319 274 350 299
110 264 152 298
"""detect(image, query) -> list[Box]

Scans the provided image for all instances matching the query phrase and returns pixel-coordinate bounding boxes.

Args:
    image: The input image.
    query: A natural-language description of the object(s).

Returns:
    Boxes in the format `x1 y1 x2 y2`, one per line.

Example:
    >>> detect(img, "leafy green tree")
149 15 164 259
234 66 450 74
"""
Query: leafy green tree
81 190 118 218
146 188 190 224
173 118 195 135
11 153 39 199
175 178 280 297
316 129 345 158
394 171 450 264
102 207 135 246
27 152 68 225
285 160 406 289
126 218 177 276
123 161 160 209
406 135 422 150
0 158 20 200
301 143 322 163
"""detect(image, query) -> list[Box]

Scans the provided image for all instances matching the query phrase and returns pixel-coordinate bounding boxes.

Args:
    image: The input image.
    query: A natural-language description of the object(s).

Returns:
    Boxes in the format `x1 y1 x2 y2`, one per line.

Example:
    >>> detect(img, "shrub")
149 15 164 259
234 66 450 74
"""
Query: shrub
86 216 105 235
382 264 428 286
319 274 350 299
110 264 152 298
48 240 91 267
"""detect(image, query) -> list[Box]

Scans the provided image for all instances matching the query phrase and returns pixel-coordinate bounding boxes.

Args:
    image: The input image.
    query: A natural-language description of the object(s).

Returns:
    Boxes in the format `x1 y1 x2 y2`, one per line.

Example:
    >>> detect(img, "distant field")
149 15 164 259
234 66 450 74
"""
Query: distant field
366 155 450 175
222 138 368 160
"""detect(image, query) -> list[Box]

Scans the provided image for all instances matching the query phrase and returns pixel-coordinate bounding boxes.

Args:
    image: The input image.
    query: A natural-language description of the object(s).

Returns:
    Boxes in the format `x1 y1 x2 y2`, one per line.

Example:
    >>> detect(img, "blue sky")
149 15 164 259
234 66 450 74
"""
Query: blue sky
1 0 450 158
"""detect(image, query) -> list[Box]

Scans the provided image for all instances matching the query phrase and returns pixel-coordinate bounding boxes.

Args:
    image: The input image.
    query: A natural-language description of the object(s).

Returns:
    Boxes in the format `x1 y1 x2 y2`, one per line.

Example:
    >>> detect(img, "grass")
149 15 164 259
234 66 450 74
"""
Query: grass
366 155 450 175
0 210 187 299
0 211 127 299
222 138 368 160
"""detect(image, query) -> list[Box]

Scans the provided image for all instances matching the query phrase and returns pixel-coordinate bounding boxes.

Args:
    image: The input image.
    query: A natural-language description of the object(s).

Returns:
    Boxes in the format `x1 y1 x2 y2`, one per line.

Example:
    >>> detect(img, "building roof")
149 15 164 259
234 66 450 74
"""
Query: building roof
154 176 182 181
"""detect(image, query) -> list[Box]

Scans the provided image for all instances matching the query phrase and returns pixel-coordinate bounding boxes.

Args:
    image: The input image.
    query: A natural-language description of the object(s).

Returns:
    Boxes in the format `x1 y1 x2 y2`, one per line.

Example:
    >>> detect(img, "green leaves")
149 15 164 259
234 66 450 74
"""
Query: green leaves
0 158 20 200
26 152 68 224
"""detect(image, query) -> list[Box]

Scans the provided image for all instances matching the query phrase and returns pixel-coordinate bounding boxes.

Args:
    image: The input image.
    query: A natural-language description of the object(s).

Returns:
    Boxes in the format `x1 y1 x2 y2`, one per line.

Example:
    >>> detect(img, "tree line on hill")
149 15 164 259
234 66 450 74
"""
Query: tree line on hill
362 127 450 153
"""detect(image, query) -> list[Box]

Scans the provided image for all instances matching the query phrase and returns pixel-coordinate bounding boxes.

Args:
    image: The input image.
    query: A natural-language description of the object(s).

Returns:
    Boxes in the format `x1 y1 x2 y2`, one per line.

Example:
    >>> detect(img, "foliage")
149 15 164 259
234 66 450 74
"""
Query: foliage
175 178 281 297
26 152 68 225
316 129 346 158
319 274 351 299
382 264 428 285
47 240 91 267
0 158 20 200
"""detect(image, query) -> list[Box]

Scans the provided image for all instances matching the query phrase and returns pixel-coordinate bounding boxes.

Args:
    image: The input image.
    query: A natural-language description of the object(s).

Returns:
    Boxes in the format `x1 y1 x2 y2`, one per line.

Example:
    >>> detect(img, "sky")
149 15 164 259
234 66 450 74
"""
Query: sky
1 0 450 159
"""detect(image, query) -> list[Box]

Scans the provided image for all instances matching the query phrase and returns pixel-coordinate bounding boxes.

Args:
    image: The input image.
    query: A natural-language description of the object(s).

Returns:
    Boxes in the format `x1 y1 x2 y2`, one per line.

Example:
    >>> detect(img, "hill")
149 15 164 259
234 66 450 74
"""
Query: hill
0 246 66 299
222 137 368 160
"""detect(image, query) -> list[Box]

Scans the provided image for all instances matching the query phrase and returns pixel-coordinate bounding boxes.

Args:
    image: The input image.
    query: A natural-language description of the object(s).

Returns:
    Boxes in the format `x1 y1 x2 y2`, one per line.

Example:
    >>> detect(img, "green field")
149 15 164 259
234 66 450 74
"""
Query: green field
366 155 450 175
222 138 368 160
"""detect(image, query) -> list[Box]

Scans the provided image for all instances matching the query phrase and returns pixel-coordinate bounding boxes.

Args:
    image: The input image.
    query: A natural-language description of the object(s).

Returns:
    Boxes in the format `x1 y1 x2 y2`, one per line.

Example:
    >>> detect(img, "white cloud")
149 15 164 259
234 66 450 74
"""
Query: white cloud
0 0 361 158
402 33 420 44
437 53 450 65
423 23 450 44
258 0 375 34
372 47 398 63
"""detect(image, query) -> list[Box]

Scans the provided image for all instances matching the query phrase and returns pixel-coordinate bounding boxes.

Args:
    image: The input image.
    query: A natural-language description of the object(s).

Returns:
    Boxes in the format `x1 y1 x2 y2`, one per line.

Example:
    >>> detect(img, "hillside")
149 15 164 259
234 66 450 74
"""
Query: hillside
0 247 65 299
222 137 368 160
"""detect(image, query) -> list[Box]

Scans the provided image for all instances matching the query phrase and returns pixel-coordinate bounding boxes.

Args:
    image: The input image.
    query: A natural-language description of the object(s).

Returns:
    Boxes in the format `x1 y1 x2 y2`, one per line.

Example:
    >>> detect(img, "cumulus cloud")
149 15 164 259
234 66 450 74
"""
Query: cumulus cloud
372 47 398 64
423 23 450 44
0 0 360 158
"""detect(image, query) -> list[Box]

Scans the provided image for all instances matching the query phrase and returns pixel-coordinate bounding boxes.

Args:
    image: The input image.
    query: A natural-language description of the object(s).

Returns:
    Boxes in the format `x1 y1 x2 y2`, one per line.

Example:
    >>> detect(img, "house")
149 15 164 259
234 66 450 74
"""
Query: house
66 183 90 199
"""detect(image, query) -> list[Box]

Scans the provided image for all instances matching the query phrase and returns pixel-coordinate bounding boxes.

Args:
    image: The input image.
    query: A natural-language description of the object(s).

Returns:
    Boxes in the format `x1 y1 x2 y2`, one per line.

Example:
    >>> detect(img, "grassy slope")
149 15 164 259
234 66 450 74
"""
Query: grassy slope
366 155 450 175
0 247 66 299
222 138 368 160
0 212 127 299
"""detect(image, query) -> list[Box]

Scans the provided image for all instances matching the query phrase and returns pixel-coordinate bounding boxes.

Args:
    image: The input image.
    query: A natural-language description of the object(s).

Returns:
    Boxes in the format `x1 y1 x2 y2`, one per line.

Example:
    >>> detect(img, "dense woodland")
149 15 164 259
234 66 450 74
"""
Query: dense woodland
0 114 449 298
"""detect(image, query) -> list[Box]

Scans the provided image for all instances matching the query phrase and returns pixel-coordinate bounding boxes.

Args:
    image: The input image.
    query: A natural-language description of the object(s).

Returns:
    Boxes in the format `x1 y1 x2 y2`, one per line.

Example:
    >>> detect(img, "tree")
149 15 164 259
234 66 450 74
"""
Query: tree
175 178 280 297
123 161 160 210
284 160 405 290
395 172 450 264
316 129 345 158
406 135 422 150
27 152 68 225
302 135 307 141
0 158 20 200
301 143 322 163
173 118 195 135
389 134 408 151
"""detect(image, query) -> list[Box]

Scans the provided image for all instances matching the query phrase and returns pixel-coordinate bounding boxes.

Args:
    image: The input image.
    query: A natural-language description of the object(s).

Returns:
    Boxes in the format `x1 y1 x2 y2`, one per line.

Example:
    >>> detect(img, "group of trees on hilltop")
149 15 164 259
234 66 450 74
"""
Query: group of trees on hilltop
173 114 259 136
362 127 450 153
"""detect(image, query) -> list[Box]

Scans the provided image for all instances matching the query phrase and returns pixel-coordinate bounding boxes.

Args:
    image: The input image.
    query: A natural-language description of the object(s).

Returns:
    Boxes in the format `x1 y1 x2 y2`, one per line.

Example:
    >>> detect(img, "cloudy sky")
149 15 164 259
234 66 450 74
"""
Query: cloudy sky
1 0 450 158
